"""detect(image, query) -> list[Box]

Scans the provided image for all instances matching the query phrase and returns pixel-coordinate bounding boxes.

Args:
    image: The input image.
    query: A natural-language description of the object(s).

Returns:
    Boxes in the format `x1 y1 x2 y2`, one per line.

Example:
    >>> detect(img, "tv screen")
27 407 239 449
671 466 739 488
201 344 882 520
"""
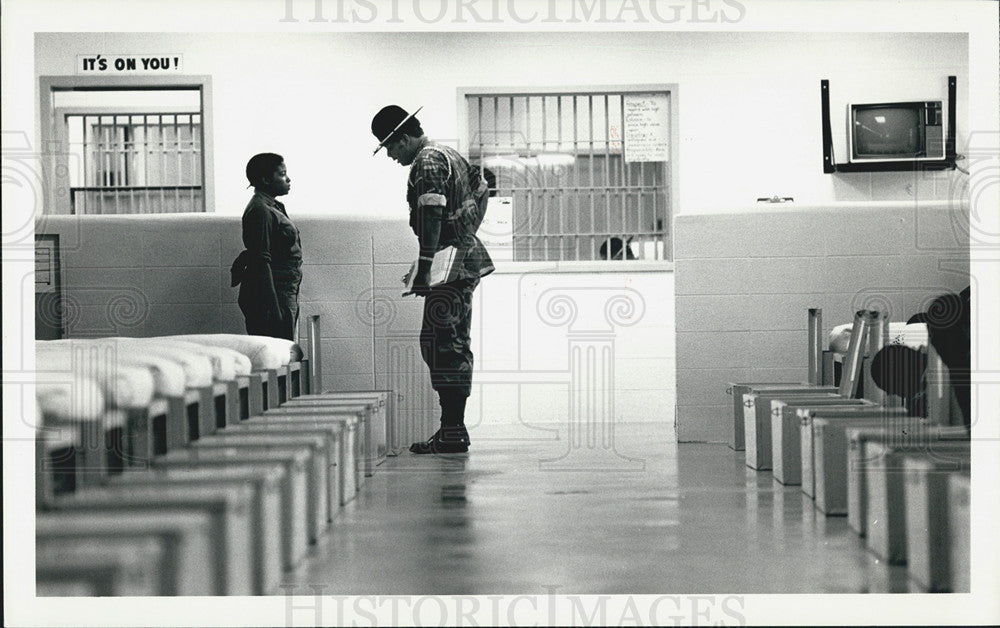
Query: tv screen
852 105 923 158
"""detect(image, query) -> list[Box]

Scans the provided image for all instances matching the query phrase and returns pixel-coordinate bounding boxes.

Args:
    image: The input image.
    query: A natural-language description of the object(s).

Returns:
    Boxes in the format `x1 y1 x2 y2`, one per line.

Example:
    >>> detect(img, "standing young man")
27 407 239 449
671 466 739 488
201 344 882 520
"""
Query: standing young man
371 105 494 454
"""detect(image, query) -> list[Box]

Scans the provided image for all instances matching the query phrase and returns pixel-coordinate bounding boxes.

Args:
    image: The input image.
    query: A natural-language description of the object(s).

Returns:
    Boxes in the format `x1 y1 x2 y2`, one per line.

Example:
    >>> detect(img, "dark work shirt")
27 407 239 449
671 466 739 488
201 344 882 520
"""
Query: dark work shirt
242 191 302 280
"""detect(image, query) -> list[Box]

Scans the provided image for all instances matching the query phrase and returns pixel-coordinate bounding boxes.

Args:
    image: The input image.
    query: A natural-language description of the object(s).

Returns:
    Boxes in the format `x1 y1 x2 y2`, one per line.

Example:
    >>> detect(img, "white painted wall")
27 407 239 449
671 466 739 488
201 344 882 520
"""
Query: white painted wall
467 268 675 429
33 31 967 218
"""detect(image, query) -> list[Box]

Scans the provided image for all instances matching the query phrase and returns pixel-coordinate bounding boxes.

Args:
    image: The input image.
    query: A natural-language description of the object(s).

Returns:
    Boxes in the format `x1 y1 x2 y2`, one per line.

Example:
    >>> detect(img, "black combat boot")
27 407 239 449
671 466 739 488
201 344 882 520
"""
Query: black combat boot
410 389 470 454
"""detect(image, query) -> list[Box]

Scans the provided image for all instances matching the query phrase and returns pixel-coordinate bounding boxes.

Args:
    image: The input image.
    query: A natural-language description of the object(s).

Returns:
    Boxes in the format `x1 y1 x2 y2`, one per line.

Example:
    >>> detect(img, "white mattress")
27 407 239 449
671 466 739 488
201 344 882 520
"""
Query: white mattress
34 334 300 424
38 424 80 451
828 322 929 353
37 399 82 450
39 339 189 397
163 340 253 380
35 370 105 421
36 341 157 409
161 334 301 370
117 340 215 388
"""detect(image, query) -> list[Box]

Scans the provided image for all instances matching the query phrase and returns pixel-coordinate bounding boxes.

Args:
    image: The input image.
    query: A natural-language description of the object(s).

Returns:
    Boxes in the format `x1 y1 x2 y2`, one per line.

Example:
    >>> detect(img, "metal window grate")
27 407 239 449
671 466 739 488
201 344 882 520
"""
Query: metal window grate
67 113 204 214
467 92 670 261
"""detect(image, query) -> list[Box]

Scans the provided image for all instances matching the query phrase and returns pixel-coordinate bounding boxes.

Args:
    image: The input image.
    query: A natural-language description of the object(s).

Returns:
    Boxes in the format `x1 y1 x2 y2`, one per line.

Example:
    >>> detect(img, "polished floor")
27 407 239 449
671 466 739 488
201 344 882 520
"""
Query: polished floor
283 421 913 595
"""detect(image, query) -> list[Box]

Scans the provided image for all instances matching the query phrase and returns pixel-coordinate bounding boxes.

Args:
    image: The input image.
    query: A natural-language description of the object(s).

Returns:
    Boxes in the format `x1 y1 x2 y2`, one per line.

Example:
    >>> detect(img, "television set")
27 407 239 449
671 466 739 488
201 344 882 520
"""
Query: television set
847 100 944 162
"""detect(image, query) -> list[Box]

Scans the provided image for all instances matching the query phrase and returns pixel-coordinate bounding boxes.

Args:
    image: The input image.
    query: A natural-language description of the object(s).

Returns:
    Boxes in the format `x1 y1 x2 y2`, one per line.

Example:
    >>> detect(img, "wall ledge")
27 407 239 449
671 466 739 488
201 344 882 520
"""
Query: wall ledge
676 199 969 217
491 260 674 274
36 213 401 225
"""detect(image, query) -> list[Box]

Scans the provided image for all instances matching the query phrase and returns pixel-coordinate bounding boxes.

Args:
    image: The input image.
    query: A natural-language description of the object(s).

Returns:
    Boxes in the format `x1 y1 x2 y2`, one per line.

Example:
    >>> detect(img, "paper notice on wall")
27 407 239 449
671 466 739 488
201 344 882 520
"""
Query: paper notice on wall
478 196 514 261
624 94 670 163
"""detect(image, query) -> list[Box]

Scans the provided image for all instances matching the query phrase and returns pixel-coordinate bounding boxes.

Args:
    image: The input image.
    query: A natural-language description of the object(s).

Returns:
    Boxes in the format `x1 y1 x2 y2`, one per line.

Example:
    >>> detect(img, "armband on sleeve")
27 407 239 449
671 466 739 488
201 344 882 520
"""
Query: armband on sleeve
417 193 447 214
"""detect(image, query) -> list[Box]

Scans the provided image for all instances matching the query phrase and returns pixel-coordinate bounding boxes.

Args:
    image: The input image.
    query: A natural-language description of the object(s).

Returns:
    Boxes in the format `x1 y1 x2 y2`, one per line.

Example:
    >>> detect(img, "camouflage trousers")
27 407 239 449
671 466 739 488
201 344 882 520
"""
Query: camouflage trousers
420 277 479 397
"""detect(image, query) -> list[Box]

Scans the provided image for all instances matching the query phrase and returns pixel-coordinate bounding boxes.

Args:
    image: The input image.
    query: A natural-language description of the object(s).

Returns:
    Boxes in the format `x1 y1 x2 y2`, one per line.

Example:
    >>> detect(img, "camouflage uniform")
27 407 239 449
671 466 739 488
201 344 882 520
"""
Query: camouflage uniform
420 278 478 395
407 140 494 397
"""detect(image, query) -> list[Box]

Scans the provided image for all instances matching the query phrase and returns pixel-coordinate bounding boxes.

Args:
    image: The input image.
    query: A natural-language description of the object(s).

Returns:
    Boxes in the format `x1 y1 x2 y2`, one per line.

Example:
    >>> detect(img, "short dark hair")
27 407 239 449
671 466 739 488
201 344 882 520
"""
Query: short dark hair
870 343 927 416
246 153 284 187
480 166 497 196
395 119 423 140
599 237 636 260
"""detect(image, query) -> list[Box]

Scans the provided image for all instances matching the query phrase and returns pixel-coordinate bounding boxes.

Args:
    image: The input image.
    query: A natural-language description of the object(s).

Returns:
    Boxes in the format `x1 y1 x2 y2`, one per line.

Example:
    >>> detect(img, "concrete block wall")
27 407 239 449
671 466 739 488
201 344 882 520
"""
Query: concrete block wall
35 214 399 395
673 200 970 443
36 214 675 433
36 214 241 339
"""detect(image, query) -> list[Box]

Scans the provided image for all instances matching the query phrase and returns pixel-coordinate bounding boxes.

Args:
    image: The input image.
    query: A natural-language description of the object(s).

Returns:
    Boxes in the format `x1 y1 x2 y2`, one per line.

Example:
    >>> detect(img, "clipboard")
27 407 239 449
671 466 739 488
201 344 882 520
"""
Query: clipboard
403 246 461 295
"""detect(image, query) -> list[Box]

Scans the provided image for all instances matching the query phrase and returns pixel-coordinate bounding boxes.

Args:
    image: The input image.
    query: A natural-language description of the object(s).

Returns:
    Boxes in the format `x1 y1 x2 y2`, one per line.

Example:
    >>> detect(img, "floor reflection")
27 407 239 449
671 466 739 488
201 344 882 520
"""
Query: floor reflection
284 422 922 595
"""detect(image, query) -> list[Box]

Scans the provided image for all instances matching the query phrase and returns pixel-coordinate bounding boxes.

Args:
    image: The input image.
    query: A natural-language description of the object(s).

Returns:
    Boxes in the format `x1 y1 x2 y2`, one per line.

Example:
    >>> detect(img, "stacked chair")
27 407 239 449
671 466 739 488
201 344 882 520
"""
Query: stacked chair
727 305 971 593
34 316 395 596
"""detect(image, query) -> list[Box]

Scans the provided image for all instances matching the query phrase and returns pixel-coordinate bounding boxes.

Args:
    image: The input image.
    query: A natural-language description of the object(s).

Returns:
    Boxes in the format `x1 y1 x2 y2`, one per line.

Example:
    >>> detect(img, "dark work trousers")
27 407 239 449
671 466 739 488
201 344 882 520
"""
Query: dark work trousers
420 278 479 398
239 271 301 341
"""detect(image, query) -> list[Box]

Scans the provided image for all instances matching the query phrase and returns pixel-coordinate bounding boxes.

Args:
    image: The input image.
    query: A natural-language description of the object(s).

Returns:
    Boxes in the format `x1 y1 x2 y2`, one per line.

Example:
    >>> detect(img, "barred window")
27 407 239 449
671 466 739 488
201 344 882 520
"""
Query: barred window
464 89 673 262
66 112 203 214
41 80 213 215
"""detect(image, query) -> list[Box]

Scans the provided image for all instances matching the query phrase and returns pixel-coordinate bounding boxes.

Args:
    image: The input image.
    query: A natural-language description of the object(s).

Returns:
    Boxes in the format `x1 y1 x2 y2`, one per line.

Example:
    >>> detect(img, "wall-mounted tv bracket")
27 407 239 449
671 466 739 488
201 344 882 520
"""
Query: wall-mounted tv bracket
821 76 957 173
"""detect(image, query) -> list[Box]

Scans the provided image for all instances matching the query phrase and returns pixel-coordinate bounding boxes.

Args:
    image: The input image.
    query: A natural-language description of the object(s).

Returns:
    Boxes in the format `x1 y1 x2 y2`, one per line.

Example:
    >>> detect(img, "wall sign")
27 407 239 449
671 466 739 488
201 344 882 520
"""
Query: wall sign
623 93 670 163
77 54 183 74
480 196 514 261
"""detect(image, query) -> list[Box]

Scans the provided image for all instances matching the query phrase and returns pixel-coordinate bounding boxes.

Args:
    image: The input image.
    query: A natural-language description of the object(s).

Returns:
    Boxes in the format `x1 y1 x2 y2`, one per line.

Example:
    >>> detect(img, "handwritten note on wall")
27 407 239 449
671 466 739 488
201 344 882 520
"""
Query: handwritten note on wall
480 196 514 261
624 94 670 163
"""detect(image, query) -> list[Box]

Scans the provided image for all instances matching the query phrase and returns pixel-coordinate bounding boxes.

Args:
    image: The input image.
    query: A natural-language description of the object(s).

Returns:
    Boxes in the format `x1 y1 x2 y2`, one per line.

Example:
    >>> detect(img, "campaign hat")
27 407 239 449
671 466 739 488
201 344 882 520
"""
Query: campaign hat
371 105 423 155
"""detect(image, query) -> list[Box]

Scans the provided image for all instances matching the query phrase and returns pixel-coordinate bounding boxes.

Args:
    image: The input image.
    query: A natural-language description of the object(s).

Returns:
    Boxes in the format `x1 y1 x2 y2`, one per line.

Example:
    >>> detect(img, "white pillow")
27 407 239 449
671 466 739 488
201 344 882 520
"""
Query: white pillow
827 321 929 353
827 323 854 354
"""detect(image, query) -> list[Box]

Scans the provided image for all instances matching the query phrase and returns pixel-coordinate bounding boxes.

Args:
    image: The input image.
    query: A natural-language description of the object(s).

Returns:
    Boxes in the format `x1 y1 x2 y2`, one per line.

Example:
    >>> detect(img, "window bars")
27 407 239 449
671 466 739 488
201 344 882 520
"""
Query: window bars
466 92 670 262
67 113 203 214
